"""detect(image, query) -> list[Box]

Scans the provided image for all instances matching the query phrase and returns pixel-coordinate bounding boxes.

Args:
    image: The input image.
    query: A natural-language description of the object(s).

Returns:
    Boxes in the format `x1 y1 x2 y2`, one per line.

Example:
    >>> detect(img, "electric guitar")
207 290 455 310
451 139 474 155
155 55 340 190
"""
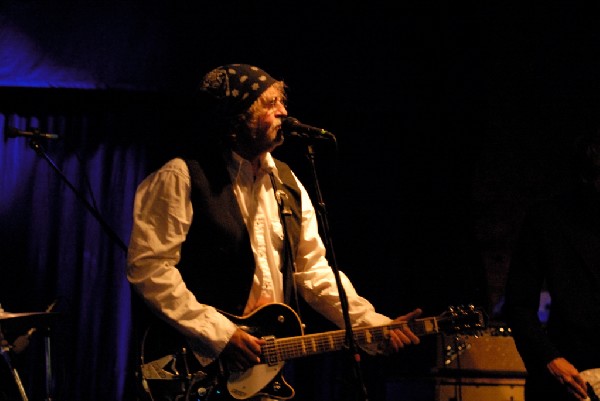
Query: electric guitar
137 302 486 401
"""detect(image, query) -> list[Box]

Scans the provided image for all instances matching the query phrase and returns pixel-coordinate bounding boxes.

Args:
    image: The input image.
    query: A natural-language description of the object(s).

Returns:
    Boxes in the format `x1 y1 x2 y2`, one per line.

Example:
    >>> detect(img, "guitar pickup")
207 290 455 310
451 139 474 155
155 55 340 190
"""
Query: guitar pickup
261 336 279 365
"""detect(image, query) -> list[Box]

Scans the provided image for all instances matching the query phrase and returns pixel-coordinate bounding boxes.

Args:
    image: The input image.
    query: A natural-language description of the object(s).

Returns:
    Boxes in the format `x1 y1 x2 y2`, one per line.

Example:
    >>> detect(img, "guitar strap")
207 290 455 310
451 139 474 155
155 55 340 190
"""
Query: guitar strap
269 169 301 313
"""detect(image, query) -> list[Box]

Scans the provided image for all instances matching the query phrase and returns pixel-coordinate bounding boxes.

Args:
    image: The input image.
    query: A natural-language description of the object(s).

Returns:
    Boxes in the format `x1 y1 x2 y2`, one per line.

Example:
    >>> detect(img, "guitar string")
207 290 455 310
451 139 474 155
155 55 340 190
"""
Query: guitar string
265 322 427 361
261 312 481 363
260 309 482 363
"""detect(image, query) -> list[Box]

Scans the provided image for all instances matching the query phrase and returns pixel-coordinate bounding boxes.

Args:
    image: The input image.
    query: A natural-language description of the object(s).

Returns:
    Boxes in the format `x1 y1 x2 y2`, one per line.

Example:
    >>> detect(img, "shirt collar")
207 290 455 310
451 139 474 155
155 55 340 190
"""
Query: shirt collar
228 151 278 180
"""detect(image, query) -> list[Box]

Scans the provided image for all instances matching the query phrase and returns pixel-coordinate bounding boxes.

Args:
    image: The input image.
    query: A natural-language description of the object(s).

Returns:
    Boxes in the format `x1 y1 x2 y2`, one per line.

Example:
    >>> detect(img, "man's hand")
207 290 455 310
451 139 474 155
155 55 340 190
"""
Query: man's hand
547 357 589 400
387 308 423 352
221 328 266 372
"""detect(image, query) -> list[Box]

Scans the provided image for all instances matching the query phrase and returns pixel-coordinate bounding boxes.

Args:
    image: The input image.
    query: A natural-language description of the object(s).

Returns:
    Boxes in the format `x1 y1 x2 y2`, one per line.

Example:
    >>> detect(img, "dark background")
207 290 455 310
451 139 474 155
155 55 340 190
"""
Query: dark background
1 1 599 400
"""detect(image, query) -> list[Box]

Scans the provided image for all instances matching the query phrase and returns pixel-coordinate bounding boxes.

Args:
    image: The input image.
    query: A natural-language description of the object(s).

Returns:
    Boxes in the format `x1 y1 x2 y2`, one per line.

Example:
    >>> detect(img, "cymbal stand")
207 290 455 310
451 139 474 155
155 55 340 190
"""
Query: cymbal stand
43 325 53 401
0 321 29 401
0 300 58 401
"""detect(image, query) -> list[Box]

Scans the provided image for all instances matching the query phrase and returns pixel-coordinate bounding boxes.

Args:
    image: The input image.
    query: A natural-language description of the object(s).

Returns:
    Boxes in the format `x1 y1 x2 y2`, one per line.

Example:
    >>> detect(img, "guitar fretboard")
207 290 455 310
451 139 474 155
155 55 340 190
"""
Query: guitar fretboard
262 318 439 364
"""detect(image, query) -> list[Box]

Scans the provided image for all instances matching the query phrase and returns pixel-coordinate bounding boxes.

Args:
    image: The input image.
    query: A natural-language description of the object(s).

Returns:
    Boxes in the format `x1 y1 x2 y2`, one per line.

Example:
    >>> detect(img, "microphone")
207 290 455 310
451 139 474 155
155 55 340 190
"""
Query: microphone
6 126 59 140
280 117 335 141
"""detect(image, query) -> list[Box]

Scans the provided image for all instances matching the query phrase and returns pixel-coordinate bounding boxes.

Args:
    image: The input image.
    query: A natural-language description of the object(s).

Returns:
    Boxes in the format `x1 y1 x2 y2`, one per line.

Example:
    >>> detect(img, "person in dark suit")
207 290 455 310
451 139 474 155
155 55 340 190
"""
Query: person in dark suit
504 131 600 401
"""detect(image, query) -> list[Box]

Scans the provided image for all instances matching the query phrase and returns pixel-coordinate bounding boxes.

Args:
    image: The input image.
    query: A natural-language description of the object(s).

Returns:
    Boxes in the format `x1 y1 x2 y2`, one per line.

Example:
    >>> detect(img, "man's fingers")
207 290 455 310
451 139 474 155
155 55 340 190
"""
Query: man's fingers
224 329 266 370
408 308 423 319
400 308 423 321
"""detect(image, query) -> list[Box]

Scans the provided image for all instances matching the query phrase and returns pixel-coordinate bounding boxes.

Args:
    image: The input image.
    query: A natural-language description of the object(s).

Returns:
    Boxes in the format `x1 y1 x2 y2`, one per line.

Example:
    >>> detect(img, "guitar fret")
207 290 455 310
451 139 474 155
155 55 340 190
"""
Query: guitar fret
276 332 344 360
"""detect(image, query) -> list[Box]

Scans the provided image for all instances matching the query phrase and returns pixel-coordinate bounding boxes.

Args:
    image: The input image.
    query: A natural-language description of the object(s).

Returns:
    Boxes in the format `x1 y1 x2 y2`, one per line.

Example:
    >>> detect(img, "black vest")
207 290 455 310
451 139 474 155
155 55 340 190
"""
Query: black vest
179 154 301 316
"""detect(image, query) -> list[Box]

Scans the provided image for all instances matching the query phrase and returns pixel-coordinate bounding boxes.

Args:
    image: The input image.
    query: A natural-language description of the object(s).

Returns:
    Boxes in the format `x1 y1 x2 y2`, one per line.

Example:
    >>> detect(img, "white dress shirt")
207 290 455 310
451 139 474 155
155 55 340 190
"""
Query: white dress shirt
127 152 392 363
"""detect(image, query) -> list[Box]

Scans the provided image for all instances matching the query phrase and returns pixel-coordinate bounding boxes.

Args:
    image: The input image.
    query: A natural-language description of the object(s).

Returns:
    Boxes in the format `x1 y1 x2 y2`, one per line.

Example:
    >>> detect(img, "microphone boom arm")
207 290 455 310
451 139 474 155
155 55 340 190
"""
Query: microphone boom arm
26 137 128 252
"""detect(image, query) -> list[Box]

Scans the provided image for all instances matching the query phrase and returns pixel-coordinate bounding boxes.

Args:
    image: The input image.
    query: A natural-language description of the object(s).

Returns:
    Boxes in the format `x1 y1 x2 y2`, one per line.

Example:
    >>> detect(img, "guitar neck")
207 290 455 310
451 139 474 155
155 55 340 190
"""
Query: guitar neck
263 318 439 364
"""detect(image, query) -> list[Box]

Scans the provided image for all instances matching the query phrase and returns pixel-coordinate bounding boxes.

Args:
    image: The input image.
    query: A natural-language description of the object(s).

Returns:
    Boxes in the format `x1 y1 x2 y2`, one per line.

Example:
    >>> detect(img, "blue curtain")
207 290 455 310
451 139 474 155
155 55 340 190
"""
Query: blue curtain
0 98 156 401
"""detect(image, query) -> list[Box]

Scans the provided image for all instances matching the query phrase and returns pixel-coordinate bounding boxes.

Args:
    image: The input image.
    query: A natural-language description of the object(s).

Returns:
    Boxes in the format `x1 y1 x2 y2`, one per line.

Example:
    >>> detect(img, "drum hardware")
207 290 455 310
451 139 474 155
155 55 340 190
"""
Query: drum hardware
0 301 58 401
1 334 29 401
0 311 57 321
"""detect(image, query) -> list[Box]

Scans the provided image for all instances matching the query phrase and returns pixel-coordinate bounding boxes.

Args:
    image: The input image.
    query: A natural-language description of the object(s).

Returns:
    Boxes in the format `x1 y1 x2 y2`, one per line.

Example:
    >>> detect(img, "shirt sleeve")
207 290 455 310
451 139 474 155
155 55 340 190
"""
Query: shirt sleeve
126 158 237 362
291 174 392 330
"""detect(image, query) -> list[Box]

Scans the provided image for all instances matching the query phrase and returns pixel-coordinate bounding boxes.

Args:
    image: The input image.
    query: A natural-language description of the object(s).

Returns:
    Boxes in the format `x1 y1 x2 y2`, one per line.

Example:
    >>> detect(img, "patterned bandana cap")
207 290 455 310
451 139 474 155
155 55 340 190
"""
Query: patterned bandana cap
199 63 278 118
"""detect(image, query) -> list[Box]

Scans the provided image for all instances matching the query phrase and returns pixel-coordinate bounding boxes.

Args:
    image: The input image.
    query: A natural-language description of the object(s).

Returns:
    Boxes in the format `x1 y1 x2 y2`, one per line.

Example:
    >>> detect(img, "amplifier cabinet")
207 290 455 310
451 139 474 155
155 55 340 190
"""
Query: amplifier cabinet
437 329 527 375
437 377 525 401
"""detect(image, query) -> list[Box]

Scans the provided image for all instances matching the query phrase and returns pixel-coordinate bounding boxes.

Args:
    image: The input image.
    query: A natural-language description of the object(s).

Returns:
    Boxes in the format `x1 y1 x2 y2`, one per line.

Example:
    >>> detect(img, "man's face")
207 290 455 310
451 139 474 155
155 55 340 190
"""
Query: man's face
244 85 288 155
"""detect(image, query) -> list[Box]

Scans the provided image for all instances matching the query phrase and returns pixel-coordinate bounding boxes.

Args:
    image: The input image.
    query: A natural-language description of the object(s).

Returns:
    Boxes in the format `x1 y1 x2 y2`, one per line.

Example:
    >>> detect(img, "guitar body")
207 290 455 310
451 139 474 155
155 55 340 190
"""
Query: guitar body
139 303 303 401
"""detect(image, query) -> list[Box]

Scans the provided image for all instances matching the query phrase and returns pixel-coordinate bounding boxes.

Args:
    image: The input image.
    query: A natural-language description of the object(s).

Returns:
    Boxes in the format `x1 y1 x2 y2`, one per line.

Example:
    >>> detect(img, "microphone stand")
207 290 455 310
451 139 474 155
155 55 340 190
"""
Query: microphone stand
303 143 369 401
24 136 129 401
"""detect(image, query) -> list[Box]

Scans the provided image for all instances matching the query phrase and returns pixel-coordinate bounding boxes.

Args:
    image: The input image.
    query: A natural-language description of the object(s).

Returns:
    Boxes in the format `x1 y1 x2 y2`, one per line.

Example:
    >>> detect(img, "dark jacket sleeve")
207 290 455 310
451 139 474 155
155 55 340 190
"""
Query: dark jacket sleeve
504 204 562 369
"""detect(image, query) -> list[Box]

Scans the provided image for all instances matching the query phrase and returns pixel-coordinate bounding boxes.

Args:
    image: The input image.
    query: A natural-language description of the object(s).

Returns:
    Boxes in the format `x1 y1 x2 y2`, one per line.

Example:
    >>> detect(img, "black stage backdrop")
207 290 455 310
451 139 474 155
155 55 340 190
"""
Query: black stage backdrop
1 2 600 401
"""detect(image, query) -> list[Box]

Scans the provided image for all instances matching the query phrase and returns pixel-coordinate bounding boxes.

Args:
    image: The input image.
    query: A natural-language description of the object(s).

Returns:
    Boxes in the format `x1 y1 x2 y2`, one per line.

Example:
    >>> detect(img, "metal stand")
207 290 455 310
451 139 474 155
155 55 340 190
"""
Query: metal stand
0 301 58 401
0 326 29 401
15 129 126 401
43 327 53 401
302 142 369 401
